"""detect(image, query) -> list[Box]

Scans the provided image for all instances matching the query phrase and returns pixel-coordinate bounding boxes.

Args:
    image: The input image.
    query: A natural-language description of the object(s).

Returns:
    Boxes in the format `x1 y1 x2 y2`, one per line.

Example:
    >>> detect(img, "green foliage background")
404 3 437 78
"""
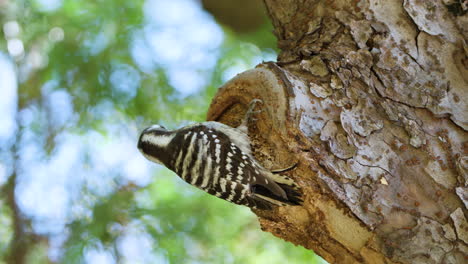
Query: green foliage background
0 0 325 263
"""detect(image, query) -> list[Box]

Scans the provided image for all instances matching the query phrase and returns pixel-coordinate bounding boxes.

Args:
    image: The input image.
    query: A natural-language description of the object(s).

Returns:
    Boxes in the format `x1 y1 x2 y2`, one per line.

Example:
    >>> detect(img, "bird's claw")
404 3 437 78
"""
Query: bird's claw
245 99 263 121
237 99 263 133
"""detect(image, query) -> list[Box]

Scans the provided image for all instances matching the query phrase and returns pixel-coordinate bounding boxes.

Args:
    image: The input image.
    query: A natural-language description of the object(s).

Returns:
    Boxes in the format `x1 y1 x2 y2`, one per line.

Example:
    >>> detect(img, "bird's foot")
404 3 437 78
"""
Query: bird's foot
238 99 263 133
244 99 263 122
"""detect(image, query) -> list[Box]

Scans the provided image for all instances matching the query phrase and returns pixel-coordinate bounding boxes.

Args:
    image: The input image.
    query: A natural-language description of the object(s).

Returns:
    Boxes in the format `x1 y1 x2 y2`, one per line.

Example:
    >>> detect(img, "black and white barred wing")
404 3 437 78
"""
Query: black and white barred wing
222 139 302 209
167 124 301 209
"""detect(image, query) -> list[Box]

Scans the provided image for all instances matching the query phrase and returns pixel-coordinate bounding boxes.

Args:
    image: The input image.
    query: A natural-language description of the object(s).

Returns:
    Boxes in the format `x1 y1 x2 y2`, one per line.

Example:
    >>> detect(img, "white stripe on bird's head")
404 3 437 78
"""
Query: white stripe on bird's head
146 124 167 131
140 133 175 148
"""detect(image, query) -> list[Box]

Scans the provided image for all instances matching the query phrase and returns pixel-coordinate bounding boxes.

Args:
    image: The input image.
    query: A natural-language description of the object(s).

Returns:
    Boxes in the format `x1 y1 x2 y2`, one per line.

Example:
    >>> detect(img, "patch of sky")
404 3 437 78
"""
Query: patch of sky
33 0 63 12
0 163 7 186
18 106 47 161
110 63 141 101
84 242 116 264
221 60 250 83
117 221 157 263
130 31 155 73
84 124 152 193
88 99 117 122
82 23 116 56
16 131 83 234
132 0 224 96
0 53 18 144
166 67 208 95
47 230 69 262
14 98 152 235
41 82 75 129
221 44 278 82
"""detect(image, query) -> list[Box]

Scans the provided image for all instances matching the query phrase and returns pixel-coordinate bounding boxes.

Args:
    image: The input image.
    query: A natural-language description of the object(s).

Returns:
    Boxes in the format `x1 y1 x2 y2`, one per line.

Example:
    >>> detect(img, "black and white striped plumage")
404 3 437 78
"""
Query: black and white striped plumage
137 121 302 209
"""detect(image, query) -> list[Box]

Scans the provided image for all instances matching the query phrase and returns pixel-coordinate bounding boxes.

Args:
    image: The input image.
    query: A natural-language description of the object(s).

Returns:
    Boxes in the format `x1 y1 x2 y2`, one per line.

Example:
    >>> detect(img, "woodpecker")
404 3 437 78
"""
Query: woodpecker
137 100 302 209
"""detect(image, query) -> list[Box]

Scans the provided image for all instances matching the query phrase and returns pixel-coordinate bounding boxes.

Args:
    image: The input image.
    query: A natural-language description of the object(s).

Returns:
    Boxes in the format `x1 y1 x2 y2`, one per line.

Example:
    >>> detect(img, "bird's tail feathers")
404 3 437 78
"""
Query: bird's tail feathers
250 177 303 209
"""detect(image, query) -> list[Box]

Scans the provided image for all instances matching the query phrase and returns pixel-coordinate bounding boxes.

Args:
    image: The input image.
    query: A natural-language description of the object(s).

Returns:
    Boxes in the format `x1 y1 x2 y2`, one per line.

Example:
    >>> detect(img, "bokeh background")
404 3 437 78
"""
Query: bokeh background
0 0 326 263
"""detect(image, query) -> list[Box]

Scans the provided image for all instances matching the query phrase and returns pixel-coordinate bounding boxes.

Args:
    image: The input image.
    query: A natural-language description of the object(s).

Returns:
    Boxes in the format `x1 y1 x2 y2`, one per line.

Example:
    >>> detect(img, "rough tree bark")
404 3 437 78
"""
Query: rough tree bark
207 1 467 263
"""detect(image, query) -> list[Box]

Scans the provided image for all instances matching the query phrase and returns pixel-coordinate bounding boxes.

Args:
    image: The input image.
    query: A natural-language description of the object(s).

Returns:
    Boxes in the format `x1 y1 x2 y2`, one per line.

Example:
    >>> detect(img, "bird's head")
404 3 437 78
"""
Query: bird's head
138 124 174 165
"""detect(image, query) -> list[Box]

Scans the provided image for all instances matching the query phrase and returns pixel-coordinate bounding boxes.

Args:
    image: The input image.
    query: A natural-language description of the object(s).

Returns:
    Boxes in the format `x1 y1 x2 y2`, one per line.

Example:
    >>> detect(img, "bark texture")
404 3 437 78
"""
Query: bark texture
207 0 467 263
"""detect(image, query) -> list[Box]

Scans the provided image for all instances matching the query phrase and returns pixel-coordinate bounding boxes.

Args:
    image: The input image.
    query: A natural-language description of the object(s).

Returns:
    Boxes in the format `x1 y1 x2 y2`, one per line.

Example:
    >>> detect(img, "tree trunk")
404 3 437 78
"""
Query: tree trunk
207 0 468 263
